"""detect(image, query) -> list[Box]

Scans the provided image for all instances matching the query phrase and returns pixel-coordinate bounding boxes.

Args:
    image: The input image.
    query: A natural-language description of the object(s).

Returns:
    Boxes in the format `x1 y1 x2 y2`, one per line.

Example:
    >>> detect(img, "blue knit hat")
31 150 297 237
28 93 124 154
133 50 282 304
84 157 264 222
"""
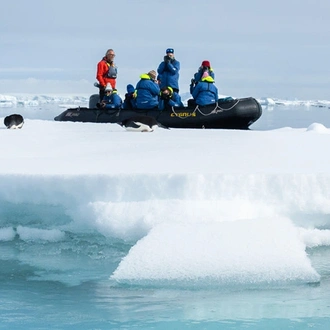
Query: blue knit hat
166 48 174 54
126 84 135 93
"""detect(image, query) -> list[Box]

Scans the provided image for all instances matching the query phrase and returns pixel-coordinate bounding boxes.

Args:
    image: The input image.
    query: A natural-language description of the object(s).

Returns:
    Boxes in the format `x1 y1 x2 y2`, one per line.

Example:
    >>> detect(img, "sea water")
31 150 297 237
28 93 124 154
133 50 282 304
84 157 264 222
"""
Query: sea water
1 102 330 329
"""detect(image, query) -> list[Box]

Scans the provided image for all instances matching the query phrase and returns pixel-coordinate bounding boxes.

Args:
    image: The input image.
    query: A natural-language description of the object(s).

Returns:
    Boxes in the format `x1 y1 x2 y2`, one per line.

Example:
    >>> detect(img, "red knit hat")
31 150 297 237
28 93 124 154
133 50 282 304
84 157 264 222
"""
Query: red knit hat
201 60 211 68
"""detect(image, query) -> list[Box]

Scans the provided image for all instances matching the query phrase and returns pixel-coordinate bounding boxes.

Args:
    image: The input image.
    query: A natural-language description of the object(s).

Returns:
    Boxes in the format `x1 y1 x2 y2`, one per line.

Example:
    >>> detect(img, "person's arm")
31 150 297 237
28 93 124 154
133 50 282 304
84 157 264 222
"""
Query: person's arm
214 86 219 101
169 94 183 107
96 61 107 87
191 83 200 99
150 81 160 96
174 93 184 107
157 62 166 74
166 60 180 75
112 94 122 108
194 70 202 82
190 79 195 95
168 99 176 107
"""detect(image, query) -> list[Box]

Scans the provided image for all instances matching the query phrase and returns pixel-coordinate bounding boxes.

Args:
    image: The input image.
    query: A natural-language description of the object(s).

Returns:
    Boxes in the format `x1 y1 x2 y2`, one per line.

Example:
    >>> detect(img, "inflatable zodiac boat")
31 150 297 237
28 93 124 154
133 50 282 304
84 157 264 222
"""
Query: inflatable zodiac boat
54 95 262 129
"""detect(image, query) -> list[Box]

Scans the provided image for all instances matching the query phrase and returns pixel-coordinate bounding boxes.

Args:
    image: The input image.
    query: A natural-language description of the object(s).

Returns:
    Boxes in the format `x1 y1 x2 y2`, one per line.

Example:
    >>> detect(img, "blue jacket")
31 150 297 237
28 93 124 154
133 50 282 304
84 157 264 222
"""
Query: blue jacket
191 76 218 106
102 91 122 109
190 68 215 94
135 74 160 109
157 58 180 90
122 92 136 109
158 92 184 110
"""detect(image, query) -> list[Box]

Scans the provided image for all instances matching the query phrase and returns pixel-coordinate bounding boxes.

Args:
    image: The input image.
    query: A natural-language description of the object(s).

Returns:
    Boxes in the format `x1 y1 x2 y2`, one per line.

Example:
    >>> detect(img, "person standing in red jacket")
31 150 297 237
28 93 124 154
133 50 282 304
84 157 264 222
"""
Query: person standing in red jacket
96 49 118 101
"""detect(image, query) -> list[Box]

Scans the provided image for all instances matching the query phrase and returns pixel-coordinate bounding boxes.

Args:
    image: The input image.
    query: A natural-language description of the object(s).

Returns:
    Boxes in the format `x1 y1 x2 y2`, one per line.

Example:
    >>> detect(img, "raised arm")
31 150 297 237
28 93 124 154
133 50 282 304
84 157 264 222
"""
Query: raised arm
166 60 180 75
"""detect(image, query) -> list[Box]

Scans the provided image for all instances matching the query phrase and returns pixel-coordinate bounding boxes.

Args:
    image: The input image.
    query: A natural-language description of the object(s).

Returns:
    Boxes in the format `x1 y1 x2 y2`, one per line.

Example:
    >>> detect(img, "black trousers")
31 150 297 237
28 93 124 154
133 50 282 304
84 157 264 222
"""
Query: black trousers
99 88 105 102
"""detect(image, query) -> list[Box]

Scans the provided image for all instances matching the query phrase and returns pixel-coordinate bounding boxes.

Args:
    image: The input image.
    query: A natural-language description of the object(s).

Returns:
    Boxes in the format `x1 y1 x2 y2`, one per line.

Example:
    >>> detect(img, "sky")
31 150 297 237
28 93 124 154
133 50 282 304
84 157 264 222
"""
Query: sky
1 118 330 284
1 0 330 99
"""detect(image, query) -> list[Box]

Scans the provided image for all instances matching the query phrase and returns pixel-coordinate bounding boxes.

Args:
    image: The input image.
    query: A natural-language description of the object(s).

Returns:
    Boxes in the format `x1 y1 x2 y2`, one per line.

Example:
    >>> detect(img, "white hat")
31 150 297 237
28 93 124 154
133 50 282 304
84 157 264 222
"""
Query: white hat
105 83 113 92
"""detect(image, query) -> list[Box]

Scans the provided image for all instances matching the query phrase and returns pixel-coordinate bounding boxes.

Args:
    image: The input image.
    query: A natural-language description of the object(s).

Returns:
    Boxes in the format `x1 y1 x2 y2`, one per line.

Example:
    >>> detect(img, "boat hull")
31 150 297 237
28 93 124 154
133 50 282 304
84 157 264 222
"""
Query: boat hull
54 97 262 129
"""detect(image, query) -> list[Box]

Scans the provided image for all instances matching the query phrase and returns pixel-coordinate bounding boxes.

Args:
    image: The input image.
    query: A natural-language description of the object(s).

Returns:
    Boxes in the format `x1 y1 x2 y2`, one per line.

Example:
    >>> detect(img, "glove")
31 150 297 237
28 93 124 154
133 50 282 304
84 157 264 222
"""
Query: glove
164 56 170 63
161 94 170 100
97 101 106 108
191 78 195 85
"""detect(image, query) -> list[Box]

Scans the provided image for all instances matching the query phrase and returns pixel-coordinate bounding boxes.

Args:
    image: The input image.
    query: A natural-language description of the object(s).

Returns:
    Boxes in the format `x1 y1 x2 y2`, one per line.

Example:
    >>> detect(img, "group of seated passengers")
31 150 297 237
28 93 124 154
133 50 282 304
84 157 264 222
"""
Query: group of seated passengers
97 61 218 110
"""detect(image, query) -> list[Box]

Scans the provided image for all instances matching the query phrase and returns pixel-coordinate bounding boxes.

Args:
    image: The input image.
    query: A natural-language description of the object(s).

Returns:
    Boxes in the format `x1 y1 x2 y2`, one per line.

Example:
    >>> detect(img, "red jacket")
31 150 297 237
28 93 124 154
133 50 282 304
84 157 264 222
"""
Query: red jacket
96 57 117 89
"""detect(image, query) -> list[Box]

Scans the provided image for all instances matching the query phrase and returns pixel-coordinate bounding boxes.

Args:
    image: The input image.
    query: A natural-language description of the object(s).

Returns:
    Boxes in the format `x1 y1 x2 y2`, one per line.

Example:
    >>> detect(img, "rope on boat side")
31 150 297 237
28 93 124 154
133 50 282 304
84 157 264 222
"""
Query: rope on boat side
197 100 241 116
170 99 241 118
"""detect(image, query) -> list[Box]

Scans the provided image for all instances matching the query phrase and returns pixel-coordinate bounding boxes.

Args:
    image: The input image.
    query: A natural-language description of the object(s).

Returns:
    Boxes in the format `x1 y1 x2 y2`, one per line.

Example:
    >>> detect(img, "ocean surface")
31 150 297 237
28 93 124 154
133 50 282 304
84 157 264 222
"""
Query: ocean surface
1 99 330 329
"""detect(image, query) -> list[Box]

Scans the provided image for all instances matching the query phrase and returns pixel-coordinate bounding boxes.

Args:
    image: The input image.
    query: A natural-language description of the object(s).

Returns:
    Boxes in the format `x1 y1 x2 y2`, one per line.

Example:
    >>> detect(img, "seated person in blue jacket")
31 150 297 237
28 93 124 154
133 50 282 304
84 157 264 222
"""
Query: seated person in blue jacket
190 60 215 94
97 83 122 109
191 71 218 106
122 84 136 109
135 70 160 109
158 86 184 110
157 48 180 93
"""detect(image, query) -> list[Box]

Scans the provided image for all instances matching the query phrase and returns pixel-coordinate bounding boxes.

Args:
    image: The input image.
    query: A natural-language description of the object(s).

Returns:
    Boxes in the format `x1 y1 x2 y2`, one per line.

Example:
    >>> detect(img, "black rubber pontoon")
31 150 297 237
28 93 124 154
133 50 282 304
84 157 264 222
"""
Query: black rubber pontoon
54 97 262 129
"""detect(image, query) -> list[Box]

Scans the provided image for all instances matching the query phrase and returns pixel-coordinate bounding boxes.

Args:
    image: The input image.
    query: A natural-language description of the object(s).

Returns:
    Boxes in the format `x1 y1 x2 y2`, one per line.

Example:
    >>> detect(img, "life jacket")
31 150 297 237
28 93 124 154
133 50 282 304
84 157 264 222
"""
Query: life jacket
104 60 117 79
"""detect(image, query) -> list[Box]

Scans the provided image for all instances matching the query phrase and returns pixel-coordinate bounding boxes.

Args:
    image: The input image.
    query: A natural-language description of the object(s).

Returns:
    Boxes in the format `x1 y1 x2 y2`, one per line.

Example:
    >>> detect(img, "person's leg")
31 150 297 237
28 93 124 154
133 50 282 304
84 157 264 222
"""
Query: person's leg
99 88 105 102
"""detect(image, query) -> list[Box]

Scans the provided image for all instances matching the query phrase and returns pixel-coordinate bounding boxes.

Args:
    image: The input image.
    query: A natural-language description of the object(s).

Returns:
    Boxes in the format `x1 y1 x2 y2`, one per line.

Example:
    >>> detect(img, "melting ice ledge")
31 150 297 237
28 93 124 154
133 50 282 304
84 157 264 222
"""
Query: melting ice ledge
1 93 330 108
1 173 330 286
